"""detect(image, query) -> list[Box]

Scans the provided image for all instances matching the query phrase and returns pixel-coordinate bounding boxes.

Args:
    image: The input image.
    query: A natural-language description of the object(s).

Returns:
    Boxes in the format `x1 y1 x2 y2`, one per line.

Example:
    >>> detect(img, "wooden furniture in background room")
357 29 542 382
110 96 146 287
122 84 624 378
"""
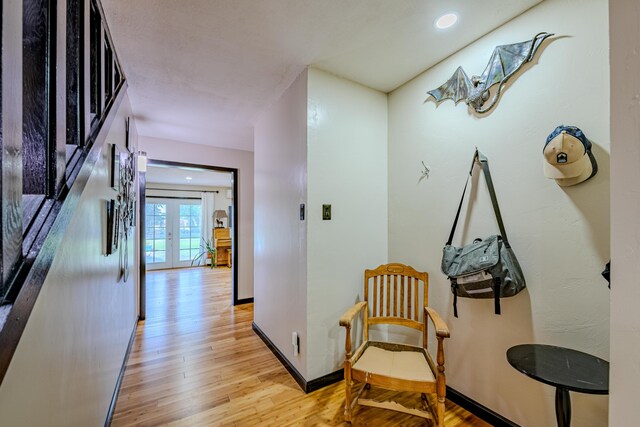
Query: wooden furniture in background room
213 228 232 267
339 263 450 426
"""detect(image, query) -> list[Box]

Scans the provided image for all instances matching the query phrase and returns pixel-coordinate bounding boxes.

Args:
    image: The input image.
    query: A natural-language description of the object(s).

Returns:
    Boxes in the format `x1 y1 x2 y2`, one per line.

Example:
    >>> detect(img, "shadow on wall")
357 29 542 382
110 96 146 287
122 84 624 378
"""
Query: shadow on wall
560 141 610 262
447 280 544 423
555 140 611 421
446 157 547 424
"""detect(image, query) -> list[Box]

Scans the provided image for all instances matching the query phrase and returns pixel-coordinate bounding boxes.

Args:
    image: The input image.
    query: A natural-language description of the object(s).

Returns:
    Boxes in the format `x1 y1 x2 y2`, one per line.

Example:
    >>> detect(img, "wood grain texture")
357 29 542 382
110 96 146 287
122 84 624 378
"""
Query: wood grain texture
345 264 450 425
22 0 50 196
1 0 24 295
66 0 84 148
111 267 489 427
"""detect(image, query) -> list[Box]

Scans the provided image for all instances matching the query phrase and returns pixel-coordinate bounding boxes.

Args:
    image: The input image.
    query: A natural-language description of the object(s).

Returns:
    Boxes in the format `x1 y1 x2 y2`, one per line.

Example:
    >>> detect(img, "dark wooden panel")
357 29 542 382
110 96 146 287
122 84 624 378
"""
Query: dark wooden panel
114 60 121 91
89 0 100 120
1 0 25 299
51 0 68 198
23 0 67 201
22 0 49 195
104 37 112 103
22 195 45 233
66 0 84 149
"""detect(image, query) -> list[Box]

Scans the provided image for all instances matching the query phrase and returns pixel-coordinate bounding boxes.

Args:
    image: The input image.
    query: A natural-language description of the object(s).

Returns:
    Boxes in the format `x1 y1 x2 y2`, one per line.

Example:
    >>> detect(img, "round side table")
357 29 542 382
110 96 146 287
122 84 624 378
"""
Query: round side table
507 344 609 427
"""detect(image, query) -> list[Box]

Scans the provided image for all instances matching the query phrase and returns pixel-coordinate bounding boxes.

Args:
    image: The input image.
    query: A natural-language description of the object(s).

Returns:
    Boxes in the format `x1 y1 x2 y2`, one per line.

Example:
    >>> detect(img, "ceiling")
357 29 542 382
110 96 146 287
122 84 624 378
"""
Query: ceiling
146 164 232 187
102 0 542 152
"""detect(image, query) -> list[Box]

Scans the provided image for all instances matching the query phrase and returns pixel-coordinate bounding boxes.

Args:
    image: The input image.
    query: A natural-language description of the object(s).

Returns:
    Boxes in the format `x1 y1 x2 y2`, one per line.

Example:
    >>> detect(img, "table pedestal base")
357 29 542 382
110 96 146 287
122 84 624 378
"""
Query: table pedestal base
555 388 571 427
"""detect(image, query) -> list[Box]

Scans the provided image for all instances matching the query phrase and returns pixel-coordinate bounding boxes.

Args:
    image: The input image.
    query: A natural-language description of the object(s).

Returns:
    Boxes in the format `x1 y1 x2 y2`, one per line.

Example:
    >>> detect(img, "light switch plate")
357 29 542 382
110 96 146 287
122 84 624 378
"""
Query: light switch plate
322 204 331 220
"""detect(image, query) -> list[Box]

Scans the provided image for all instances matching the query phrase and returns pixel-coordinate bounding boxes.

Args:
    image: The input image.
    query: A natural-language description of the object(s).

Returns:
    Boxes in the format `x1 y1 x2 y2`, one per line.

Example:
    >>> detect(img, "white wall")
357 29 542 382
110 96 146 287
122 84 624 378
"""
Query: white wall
139 136 254 300
0 95 138 426
254 69 309 377
387 1 609 426
306 68 388 379
146 183 233 223
254 68 388 381
609 1 640 425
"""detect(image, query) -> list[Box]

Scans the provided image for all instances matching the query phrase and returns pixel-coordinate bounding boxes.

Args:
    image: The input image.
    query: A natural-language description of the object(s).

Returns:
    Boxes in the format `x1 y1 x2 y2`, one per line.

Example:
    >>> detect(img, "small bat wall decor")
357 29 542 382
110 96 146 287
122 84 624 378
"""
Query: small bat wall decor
426 32 553 114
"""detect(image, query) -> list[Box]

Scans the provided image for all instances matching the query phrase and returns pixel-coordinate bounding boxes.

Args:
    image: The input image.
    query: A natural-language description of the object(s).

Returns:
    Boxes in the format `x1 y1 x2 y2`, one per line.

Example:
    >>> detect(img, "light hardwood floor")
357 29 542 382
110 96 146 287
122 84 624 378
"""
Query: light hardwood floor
111 267 490 426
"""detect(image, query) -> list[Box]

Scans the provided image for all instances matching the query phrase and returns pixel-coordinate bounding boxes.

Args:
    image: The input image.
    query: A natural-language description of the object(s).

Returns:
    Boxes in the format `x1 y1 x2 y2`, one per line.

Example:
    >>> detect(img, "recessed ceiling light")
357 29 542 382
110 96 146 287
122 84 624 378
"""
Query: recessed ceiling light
435 13 458 30
186 176 193 181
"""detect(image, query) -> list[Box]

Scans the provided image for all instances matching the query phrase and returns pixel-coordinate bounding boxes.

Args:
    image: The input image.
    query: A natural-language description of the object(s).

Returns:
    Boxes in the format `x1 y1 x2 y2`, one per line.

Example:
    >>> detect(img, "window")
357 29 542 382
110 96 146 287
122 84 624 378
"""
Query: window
179 204 202 262
145 202 167 265
145 200 202 270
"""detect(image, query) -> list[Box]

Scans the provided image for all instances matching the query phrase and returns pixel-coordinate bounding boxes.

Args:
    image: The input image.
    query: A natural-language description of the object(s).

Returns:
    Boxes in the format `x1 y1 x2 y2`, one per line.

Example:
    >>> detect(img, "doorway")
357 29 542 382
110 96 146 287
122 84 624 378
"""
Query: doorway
138 159 239 320
145 198 202 270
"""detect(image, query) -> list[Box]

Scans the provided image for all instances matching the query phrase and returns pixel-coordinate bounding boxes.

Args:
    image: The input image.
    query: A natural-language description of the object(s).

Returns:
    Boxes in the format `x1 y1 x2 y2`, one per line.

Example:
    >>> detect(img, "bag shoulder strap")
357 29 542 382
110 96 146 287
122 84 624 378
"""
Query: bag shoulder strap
446 149 511 247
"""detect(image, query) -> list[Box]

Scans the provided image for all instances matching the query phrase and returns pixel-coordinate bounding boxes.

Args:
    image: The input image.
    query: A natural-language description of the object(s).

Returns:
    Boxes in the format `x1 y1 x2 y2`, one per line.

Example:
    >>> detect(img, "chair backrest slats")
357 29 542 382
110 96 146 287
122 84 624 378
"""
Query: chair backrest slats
364 263 429 333
400 275 405 318
372 275 378 317
414 277 419 321
384 275 391 317
376 276 384 316
407 277 412 319
364 270 369 306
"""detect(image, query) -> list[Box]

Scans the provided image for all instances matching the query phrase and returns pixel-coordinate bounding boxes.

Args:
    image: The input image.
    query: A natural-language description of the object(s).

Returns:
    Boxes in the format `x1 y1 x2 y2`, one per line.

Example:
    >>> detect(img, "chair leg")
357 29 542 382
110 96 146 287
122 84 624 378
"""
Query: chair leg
437 397 445 427
436 336 447 427
344 377 353 422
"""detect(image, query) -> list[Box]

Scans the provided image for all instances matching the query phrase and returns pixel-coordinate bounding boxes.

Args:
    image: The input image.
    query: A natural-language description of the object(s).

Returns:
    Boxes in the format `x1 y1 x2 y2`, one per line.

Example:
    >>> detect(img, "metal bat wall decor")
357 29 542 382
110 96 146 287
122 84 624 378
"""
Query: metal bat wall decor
426 32 553 114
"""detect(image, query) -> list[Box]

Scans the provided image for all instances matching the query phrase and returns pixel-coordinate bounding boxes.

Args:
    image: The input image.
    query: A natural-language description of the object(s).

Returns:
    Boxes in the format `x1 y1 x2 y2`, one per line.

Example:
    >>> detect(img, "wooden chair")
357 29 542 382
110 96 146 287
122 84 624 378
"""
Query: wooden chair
339 263 450 425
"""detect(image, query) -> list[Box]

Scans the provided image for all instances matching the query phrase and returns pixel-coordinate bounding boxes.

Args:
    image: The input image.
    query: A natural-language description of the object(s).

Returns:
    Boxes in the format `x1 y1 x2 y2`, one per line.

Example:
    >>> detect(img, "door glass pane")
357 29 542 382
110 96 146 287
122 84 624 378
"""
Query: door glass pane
179 203 202 263
145 202 168 265
154 251 166 263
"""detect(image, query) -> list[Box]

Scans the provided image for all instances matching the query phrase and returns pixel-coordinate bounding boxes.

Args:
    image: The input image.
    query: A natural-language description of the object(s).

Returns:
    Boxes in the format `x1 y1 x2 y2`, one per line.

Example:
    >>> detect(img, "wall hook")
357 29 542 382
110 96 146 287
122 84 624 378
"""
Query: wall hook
418 161 431 183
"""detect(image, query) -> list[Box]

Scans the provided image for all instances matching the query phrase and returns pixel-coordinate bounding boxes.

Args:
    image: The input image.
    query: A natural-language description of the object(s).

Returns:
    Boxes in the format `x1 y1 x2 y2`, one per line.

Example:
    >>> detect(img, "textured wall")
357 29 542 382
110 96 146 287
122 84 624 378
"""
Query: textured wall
306 68 388 379
0 94 138 426
609 0 640 425
254 69 309 377
387 0 609 425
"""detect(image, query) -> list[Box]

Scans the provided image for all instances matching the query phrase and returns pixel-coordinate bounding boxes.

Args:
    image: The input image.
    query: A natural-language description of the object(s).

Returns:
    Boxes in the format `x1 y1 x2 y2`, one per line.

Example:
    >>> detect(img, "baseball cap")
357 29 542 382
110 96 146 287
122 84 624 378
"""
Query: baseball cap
543 125 597 187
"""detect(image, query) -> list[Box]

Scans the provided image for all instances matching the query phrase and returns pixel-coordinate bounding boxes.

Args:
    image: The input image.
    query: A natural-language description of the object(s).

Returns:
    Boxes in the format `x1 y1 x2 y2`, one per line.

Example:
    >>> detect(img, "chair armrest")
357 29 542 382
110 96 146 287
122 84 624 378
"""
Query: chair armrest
339 301 367 327
425 307 450 338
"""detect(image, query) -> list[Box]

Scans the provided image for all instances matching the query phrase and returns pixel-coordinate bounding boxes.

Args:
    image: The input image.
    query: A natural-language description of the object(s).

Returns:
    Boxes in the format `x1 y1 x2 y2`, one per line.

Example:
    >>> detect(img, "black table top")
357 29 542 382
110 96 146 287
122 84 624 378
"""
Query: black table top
507 344 609 394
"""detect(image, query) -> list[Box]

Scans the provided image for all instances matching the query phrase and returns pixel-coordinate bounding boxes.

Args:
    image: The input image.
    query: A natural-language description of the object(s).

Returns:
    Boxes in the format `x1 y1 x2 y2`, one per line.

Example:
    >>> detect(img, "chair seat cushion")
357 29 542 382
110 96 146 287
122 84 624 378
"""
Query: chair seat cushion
352 345 435 383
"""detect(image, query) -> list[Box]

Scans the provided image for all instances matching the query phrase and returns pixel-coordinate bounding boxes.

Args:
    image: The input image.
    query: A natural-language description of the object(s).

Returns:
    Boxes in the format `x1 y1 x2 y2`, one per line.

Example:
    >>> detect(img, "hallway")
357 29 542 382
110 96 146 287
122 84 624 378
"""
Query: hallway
111 268 488 426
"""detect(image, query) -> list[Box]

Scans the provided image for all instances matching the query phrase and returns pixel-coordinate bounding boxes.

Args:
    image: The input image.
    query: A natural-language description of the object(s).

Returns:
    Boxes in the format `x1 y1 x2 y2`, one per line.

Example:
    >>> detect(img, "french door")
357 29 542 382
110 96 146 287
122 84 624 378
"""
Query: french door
145 199 202 270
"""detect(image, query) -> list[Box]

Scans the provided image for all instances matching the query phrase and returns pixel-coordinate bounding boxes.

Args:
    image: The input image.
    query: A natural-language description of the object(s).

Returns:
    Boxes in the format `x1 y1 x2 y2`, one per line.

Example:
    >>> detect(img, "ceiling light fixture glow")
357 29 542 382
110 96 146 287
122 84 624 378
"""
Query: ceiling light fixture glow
186 176 193 181
435 13 458 30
